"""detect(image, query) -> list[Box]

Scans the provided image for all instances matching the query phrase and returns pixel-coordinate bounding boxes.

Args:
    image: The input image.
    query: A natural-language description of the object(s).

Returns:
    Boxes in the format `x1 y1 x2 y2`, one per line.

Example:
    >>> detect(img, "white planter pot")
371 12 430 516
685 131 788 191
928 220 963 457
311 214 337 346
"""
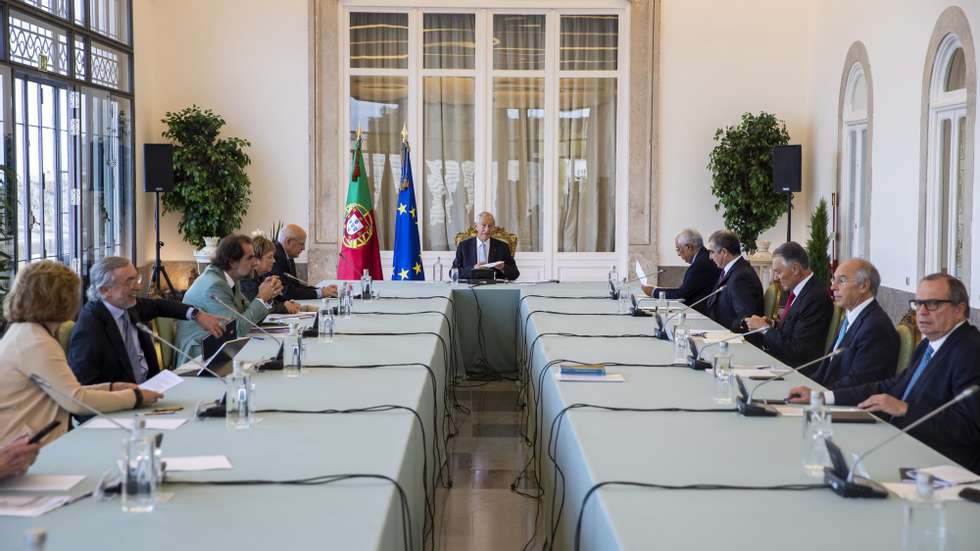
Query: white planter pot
194 237 220 269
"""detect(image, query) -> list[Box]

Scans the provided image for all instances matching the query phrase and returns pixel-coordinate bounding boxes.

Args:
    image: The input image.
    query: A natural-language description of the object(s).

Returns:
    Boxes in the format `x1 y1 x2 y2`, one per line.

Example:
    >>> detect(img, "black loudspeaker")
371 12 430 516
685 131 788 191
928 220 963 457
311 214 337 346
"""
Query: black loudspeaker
772 144 802 193
143 143 174 193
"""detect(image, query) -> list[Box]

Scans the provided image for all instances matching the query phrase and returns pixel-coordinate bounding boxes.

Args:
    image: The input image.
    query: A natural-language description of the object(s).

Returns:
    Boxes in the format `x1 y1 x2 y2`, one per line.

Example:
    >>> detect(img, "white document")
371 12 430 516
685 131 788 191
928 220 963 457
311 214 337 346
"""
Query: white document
0 495 72 517
732 367 791 379
476 261 504 269
265 312 316 322
770 404 864 417
635 261 648 285
139 370 183 393
701 331 745 344
556 373 626 383
883 482 977 501
911 465 980 486
163 455 232 472
0 475 84 492
83 418 187 430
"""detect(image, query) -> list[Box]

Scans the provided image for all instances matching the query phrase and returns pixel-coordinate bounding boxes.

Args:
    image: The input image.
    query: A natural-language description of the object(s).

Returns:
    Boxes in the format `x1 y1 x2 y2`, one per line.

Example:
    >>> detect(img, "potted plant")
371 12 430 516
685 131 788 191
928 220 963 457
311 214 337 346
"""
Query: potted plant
707 112 791 252
806 198 832 286
161 105 252 262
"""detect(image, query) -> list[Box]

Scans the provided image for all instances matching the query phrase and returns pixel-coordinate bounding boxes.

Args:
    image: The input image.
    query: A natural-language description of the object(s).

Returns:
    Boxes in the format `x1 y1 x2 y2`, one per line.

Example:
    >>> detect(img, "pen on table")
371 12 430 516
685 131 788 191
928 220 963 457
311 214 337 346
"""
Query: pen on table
146 406 183 415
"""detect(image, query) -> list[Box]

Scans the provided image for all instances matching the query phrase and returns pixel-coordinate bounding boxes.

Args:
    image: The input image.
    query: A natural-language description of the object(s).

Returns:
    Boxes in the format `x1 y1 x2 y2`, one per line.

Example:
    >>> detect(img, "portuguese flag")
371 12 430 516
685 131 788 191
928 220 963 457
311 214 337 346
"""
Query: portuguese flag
338 137 383 280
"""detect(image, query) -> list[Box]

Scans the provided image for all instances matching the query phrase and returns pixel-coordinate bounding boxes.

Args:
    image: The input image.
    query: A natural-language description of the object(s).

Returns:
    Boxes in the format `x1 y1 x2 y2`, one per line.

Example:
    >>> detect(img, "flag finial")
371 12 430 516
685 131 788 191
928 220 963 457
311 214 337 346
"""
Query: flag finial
356 126 362 141
401 125 408 143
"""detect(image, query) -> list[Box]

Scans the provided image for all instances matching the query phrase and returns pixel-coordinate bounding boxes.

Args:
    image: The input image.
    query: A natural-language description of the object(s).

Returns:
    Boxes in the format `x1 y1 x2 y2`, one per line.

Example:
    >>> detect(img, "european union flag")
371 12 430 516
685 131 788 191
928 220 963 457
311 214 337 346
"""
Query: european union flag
392 140 424 281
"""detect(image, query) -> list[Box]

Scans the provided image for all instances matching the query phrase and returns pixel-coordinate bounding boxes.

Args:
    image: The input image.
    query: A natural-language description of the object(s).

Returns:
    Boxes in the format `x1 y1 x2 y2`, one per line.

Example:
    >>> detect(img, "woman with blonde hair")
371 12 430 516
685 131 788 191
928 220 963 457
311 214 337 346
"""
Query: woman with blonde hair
241 232 301 314
0 260 163 445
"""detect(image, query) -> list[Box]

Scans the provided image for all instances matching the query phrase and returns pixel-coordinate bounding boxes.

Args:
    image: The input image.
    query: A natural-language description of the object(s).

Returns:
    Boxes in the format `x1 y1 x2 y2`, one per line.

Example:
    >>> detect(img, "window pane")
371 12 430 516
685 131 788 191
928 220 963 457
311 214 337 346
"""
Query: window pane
850 71 867 113
493 14 545 71
492 77 543 252
423 13 475 70
91 41 131 92
0 69 14 300
9 11 70 75
945 47 966 92
89 0 130 44
560 15 618 71
350 12 408 70
558 78 616 252
350 76 408 250
74 0 84 25
74 38 86 80
939 118 951 272
955 116 966 275
423 76 474 251
18 0 68 19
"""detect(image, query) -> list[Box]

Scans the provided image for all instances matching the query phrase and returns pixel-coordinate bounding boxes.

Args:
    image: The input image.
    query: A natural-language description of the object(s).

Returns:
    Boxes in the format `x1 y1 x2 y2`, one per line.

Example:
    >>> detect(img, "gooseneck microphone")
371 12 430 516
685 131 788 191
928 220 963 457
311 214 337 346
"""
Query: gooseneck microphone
29 373 135 432
283 271 313 288
654 286 726 340
687 324 770 370
209 293 285 369
736 348 847 417
135 323 229 382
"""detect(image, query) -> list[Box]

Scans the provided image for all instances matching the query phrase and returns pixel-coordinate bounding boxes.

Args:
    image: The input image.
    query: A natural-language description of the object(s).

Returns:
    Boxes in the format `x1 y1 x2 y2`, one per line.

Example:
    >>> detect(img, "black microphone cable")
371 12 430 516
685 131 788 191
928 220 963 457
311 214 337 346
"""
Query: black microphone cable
167 473 417 551
571 481 825 551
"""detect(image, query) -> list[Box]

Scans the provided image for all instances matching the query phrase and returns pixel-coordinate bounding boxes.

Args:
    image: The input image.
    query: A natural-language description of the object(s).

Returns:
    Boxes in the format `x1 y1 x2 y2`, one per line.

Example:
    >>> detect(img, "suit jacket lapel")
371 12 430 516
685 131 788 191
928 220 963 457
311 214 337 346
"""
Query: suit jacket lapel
94 301 135 381
903 323 967 399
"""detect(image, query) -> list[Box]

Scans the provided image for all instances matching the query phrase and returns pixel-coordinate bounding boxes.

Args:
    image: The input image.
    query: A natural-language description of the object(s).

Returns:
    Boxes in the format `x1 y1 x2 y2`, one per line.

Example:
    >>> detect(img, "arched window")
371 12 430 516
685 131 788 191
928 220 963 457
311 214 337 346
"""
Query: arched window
839 53 871 260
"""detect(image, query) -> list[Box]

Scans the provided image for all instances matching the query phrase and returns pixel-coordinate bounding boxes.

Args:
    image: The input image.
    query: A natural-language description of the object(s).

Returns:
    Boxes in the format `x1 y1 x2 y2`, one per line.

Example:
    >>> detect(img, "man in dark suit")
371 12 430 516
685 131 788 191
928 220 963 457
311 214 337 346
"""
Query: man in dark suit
807 258 899 388
452 212 519 281
642 228 720 314
69 257 228 385
745 241 832 365
273 224 337 300
788 273 980 473
705 230 763 332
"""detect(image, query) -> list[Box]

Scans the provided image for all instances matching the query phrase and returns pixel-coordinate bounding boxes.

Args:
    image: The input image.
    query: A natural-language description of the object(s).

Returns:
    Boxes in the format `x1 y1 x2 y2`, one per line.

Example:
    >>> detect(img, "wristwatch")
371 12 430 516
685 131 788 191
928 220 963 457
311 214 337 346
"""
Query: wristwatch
190 307 201 320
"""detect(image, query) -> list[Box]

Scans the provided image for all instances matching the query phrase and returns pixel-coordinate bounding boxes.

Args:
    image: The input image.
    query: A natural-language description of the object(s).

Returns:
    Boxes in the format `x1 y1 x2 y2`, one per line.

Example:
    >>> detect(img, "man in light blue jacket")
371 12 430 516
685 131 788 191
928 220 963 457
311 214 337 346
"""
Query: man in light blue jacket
177 235 282 359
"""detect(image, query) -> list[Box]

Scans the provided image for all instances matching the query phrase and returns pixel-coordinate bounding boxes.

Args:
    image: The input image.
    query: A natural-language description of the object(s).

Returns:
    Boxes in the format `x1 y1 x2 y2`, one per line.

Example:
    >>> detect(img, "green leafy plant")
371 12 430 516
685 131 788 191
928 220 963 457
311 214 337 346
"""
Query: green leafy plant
269 220 284 243
707 112 791 250
806 198 832 285
0 163 16 331
161 106 252 248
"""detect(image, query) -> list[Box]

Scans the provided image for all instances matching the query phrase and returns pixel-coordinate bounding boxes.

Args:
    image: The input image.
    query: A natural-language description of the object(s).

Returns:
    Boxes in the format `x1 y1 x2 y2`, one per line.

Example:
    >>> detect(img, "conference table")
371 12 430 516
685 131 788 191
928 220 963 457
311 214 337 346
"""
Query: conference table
3 280 979 551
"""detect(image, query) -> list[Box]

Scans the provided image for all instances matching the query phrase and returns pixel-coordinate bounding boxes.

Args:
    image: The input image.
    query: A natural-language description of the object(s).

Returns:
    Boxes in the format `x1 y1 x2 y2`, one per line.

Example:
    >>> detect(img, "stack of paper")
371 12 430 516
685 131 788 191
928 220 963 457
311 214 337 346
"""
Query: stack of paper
0 475 84 492
139 370 183 393
909 465 980 487
0 495 72 517
163 455 232 472
883 483 979 501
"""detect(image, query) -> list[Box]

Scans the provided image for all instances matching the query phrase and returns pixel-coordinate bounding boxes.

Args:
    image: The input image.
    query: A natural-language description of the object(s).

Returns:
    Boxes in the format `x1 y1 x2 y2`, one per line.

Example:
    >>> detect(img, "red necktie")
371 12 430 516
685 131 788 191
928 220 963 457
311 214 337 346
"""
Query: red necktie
783 291 797 316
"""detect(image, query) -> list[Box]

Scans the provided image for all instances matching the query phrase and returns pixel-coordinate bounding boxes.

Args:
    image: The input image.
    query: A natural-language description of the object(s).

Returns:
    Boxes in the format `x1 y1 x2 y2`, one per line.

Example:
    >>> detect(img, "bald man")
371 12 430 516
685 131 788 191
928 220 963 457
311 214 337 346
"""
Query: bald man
272 224 337 300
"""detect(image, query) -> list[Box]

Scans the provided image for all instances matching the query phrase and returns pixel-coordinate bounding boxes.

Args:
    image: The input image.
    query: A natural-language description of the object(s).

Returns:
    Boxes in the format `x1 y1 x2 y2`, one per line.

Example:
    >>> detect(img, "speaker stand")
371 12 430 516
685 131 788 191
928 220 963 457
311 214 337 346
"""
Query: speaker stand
148 191 177 299
785 191 793 242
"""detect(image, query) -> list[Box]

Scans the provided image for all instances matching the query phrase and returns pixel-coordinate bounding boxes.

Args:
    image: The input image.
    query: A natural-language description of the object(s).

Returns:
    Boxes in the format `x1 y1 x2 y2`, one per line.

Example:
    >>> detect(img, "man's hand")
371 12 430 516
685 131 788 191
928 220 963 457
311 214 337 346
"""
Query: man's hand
258 276 283 302
858 394 908 416
284 301 301 314
744 315 772 331
139 390 164 407
0 435 41 480
641 285 655 297
786 386 812 404
320 284 337 298
195 311 228 338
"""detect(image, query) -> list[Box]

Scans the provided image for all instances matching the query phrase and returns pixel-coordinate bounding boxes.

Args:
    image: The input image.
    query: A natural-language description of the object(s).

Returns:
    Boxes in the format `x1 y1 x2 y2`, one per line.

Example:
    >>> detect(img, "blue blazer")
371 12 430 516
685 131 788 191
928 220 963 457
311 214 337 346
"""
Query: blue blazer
761 276 833 366
659 247 721 314
834 322 980 473
807 299 898 389
706 257 763 332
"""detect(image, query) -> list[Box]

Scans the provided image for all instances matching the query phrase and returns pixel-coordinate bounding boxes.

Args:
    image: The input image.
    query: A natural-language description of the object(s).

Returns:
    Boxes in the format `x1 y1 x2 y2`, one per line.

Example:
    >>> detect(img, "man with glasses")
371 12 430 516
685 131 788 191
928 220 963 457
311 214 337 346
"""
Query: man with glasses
69 257 228 385
805 258 898 388
788 273 980 473
705 230 763 332
641 228 720 314
177 235 283 359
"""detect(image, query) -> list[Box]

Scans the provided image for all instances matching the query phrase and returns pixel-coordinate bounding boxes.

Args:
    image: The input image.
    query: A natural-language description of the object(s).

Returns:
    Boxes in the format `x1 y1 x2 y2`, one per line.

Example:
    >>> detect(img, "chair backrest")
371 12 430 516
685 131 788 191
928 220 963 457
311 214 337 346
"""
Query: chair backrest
56 321 75 355
823 304 844 354
453 226 519 256
153 317 178 371
895 311 921 374
763 282 783 320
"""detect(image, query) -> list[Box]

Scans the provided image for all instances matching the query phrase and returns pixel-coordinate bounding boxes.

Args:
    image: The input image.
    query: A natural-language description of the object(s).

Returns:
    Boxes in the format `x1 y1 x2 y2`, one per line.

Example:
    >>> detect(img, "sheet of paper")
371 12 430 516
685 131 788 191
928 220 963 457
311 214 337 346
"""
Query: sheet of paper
556 373 626 383
0 475 84 492
83 418 187 430
701 331 744 344
139 370 183 393
163 455 232 472
635 261 648 286
883 482 977 501
912 465 980 486
476 261 504 269
265 312 316 322
732 367 791 379
0 495 71 517
770 404 865 417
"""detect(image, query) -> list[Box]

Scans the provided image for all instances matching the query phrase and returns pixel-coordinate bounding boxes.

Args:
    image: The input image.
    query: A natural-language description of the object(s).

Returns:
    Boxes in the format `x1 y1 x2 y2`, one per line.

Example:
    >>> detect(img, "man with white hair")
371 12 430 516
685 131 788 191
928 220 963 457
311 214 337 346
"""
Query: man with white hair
69 256 227 385
452 212 519 281
272 224 337 299
642 228 720 314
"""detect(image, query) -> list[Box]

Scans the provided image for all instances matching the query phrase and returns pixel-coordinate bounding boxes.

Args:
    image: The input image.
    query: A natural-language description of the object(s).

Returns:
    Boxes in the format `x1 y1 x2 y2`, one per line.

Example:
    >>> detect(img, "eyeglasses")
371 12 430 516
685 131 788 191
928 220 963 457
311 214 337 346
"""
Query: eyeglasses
831 275 851 286
909 299 954 312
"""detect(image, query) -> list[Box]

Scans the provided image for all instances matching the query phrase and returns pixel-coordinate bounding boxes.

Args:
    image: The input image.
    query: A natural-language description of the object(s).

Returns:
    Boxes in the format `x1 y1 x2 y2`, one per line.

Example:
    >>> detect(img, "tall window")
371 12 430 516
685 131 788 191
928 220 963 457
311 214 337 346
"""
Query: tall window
343 5 627 279
925 34 970 278
841 62 869 259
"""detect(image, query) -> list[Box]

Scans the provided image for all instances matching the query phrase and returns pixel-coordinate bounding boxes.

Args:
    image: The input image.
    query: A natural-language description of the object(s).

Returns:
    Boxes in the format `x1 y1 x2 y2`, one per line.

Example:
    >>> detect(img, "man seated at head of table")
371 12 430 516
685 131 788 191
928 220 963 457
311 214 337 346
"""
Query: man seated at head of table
272 224 337 300
177 234 282 359
0 261 162 445
705 229 763 332
641 228 720 314
242 233 302 315
806 258 899 389
452 211 520 281
744 241 833 366
68 256 228 386
787 273 980 474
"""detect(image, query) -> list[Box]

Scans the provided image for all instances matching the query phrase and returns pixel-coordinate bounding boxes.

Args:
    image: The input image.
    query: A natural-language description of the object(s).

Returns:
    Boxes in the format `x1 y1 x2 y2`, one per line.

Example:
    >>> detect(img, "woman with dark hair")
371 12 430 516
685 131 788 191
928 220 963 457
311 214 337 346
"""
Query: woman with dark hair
241 233 301 315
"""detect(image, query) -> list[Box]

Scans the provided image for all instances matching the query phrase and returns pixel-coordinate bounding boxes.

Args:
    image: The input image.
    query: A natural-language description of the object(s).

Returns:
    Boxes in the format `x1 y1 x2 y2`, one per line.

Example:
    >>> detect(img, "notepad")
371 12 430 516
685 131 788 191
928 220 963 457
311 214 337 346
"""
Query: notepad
883 482 977 501
83 418 187 430
0 495 72 516
139 370 183 393
556 373 626 383
0 475 84 492
732 367 790 379
163 455 232 472
909 465 980 487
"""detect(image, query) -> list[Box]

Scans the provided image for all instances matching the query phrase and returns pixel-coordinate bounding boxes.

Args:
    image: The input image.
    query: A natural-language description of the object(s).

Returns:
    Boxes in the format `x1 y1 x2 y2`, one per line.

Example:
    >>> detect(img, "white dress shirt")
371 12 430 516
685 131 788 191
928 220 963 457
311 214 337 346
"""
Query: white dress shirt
476 237 491 265
102 300 149 383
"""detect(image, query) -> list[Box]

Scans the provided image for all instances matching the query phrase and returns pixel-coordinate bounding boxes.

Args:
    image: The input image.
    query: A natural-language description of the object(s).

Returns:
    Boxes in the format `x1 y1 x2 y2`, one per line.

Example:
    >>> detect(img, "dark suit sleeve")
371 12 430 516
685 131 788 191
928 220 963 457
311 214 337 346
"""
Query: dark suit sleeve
452 240 473 279
762 291 832 365
727 270 763 331
494 241 519 281
136 298 192 321
271 245 318 300
833 362 912 406
662 257 713 301
67 311 104 386
835 319 900 388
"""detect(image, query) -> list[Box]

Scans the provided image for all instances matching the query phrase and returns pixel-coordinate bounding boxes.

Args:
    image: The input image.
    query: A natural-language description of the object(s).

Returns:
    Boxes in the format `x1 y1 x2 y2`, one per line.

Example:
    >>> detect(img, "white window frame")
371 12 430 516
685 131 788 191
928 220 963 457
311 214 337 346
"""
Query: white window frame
925 33 968 277
841 62 869 260
338 0 630 281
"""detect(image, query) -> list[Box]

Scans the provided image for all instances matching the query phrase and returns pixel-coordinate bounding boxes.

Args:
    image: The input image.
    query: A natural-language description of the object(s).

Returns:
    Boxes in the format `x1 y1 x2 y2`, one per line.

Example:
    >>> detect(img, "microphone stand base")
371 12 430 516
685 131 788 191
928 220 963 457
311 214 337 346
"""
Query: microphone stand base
823 469 888 498
736 398 778 417
630 308 651 318
687 357 712 371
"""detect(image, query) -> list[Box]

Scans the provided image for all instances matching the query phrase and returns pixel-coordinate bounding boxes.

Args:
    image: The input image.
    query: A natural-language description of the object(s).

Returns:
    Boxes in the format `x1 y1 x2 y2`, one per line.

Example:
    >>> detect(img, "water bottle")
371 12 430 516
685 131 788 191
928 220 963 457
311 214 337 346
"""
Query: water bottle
802 391 833 476
656 290 668 317
23 528 46 551
618 277 629 313
672 312 689 364
226 361 253 429
902 472 947 551
343 282 354 318
285 333 303 378
608 265 619 298
449 267 459 284
712 341 732 380
318 299 334 342
360 269 372 301
433 257 444 282
121 414 156 512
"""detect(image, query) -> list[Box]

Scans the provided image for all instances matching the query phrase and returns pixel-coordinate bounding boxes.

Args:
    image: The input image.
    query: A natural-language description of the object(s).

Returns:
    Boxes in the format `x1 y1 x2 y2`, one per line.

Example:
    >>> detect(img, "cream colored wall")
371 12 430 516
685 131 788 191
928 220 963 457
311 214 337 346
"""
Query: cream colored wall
133 0 309 265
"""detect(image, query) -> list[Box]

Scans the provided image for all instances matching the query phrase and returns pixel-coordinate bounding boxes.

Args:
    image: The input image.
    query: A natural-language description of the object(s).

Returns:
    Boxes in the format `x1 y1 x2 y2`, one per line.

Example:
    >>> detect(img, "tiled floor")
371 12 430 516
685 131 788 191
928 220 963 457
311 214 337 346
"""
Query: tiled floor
433 380 538 551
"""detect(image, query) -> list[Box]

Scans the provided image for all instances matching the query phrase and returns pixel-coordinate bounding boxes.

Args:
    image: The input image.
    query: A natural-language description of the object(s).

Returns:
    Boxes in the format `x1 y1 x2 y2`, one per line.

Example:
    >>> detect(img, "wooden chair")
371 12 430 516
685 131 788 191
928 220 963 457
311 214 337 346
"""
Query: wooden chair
453 226 519 256
763 282 783 320
823 305 844 354
56 321 75 355
152 317 178 371
895 311 921 374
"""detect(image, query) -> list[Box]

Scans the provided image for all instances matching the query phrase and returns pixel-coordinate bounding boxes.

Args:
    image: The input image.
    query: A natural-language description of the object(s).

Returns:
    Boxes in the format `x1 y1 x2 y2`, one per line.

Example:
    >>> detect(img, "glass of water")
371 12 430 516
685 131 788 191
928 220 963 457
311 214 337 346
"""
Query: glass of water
449 267 459 284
